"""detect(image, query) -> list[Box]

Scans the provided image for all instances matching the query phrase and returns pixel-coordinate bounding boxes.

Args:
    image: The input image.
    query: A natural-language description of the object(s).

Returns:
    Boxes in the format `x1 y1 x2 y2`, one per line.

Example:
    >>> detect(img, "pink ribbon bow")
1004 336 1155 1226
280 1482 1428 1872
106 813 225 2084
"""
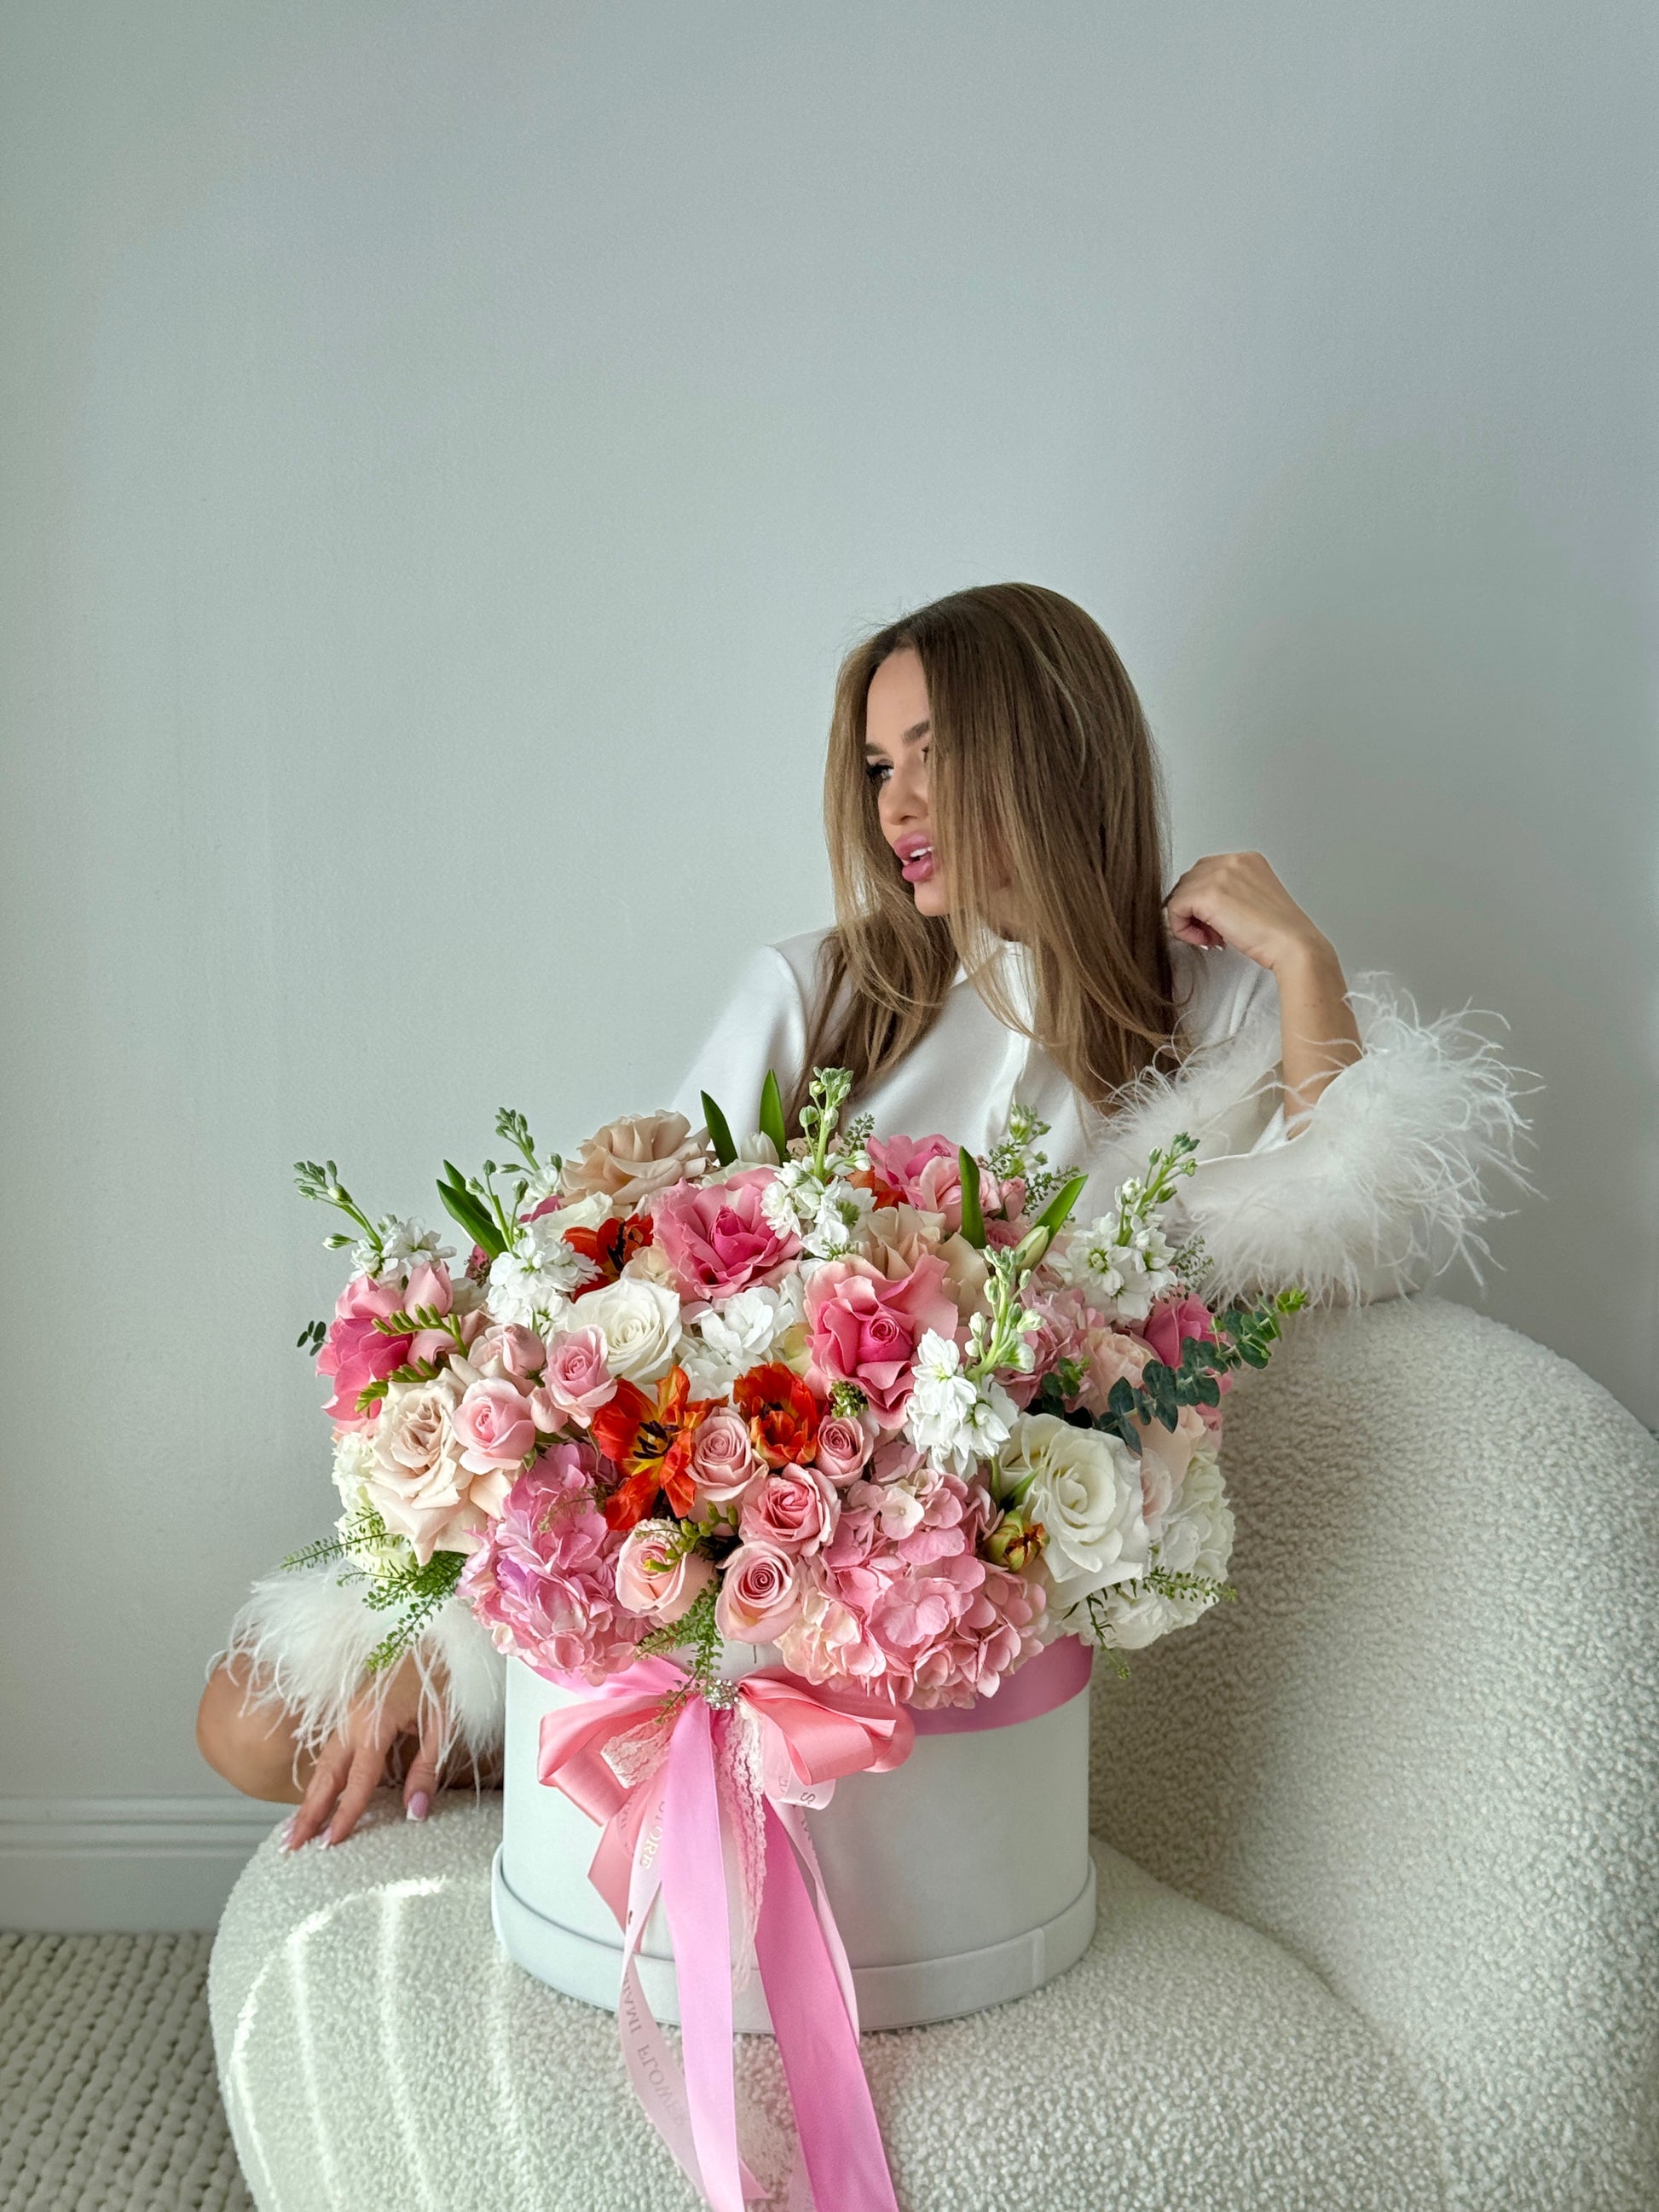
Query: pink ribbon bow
538 1656 915 2212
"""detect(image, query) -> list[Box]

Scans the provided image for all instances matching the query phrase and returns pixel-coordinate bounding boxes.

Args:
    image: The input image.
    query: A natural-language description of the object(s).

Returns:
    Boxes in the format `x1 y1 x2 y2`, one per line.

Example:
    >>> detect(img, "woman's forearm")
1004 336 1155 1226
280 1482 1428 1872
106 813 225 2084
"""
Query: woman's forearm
1272 935 1363 1129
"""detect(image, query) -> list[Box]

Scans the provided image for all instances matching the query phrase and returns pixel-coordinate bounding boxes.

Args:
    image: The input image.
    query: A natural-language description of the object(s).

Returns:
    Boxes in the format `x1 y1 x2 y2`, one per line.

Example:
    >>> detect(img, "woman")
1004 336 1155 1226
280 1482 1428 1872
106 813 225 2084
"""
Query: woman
197 581 1534 1848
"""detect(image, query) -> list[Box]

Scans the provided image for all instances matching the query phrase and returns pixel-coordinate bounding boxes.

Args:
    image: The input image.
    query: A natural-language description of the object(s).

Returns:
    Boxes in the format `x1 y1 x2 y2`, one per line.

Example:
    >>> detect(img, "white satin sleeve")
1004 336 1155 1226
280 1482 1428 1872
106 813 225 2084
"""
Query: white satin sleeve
668 943 813 1142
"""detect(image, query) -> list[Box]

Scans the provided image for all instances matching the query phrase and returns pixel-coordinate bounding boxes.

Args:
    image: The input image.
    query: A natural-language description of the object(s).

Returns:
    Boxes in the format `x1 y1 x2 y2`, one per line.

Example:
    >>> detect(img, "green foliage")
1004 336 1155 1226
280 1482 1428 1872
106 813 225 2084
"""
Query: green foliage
701 1089 737 1168
1029 1170 1090 1241
437 1165 505 1258
957 1147 986 1247
758 1070 789 1162
636 1580 724 1707
361 1547 468 1673
494 1107 548 1177
296 1319 327 1355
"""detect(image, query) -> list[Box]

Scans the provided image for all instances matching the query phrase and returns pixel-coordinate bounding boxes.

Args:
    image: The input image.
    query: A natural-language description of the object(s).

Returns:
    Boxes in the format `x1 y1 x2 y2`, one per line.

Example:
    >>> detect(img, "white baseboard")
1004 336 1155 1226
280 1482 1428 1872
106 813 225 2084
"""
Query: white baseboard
0 1796 284 1932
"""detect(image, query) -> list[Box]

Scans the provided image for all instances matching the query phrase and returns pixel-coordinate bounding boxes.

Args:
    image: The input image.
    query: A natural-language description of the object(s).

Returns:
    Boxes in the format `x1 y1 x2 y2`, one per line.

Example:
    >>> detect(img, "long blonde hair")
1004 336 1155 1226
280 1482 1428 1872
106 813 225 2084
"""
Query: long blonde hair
786 581 1185 1132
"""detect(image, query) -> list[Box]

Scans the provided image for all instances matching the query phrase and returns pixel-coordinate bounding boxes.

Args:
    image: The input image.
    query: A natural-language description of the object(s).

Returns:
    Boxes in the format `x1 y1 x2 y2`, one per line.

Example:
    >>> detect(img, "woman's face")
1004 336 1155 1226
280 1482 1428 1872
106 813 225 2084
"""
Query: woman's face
864 647 947 919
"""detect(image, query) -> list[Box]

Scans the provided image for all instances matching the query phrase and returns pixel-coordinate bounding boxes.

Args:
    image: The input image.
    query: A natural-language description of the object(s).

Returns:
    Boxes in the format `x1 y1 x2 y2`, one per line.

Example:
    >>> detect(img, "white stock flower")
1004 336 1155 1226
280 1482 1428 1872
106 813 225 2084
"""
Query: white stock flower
903 1331 1018 1474
996 1412 1150 1608
1050 1216 1174 1322
801 1176 874 1259
353 1216 454 1279
488 1212 599 1326
578 1275 683 1383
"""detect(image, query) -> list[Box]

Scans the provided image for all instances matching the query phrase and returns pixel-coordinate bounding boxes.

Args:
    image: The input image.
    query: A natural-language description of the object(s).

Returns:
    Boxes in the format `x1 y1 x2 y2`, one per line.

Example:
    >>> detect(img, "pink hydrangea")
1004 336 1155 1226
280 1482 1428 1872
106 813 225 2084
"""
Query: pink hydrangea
1002 1284 1095 1408
649 1169 799 1307
458 1445 644 1684
776 1465 1044 1707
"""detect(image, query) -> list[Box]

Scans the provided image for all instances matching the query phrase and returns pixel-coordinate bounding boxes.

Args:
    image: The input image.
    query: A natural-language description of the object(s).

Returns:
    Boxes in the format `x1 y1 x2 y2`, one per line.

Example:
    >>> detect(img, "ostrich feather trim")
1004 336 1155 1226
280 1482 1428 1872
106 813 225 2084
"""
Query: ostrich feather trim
1084 967 1542 1311
210 1566 506 1776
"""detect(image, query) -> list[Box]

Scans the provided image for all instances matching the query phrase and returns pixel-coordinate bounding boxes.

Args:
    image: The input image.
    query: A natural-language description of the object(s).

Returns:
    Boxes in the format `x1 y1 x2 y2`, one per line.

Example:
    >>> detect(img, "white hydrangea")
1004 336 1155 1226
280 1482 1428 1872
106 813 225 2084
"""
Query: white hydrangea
1072 1444 1234 1650
488 1214 599 1326
329 1427 377 1510
903 1331 1020 1475
678 1281 801 1395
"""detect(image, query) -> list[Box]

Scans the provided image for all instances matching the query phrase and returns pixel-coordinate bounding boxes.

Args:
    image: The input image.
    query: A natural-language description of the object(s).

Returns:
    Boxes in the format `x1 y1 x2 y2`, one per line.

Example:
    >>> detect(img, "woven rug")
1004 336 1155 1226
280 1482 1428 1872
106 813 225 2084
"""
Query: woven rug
1 1932 252 2211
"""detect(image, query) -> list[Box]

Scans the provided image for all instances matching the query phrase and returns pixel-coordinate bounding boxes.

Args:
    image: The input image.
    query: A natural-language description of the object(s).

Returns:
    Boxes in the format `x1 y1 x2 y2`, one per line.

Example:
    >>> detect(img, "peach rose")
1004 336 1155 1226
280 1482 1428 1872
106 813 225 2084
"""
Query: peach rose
560 1111 709 1212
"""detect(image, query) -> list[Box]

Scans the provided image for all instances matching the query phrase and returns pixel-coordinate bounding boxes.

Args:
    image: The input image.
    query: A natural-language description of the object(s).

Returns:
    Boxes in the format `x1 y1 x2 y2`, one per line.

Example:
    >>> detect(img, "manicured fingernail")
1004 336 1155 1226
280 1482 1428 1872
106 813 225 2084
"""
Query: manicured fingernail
407 1791 430 1822
316 1831 334 1848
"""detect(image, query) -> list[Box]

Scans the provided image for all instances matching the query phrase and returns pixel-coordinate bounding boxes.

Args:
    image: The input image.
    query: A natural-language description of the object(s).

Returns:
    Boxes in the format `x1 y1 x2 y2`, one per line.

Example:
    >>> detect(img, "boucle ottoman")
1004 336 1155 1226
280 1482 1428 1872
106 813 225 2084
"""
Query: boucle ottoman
210 1297 1659 2212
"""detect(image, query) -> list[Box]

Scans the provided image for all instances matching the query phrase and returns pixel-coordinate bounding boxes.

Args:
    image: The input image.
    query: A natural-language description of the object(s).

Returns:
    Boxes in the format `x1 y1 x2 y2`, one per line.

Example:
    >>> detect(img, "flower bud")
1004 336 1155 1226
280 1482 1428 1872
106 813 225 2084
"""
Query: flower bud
984 1513 1045 1574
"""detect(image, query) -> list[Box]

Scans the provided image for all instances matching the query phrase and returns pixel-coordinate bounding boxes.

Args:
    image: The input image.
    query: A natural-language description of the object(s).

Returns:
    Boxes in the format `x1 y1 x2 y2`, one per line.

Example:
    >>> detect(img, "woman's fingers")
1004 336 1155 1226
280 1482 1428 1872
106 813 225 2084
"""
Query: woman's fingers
402 1707 444 1822
324 1739 394 1847
282 1740 352 1851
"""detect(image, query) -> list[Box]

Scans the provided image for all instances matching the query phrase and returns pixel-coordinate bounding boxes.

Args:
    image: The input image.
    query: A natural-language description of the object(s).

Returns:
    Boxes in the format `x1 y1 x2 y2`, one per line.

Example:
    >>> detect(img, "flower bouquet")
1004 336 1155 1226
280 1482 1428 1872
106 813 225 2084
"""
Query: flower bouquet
285 1068 1304 2212
291 1068 1303 1699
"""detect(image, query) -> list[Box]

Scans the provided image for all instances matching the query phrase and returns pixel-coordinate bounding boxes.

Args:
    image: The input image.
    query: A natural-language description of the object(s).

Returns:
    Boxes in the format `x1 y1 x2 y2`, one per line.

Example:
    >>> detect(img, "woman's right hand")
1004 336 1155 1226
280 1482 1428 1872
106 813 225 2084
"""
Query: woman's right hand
280 1650 444 1851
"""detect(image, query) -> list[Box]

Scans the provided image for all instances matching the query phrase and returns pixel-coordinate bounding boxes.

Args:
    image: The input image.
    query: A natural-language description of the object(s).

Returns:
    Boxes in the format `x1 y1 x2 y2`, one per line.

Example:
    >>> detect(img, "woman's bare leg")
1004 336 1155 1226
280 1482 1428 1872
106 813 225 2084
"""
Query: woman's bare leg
196 1651 316 1804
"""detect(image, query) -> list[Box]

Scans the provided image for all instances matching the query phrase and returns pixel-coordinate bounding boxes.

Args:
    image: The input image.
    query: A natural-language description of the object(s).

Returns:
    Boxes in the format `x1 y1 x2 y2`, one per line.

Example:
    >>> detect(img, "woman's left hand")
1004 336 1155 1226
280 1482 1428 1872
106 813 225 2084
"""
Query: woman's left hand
1164 850 1331 973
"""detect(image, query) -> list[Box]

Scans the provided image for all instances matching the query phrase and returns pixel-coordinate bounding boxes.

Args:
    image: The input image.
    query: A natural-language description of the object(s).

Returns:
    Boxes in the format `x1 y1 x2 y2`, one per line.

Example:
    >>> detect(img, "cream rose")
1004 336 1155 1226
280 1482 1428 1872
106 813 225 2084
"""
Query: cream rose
577 1276 682 1383
560 1111 709 1211
366 1371 504 1565
995 1411 1151 1608
856 1204 989 1324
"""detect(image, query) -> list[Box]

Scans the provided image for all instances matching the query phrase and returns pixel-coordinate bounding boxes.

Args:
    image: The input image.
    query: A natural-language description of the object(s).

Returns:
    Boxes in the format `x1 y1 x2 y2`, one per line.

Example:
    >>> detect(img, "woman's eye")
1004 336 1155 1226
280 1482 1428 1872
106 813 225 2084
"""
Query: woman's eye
864 760 892 785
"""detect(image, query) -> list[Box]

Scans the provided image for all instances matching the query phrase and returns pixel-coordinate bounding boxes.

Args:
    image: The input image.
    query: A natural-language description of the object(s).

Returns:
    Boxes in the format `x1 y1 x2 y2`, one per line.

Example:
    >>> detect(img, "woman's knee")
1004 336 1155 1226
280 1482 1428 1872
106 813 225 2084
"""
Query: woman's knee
196 1655 311 1803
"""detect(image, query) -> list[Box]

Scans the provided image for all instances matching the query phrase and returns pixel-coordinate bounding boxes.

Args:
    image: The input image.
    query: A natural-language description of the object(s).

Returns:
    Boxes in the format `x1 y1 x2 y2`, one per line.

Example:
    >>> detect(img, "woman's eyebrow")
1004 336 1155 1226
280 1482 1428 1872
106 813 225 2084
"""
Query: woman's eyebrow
864 718 931 754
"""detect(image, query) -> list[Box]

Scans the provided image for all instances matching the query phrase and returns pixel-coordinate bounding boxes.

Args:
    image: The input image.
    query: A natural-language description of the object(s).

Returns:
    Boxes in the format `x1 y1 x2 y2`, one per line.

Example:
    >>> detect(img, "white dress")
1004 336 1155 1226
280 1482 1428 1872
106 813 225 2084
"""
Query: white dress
217 923 1536 1776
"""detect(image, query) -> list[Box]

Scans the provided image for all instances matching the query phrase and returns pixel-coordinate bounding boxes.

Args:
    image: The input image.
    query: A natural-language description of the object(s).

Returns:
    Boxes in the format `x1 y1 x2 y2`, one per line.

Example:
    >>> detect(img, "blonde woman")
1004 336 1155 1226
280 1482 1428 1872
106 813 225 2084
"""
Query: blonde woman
198 580 1533 1847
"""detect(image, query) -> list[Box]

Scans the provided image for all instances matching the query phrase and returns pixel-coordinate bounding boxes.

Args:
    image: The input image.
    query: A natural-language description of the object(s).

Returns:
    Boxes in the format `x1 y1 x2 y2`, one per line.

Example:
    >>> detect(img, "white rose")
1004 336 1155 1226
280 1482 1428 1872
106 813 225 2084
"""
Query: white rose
579 1276 682 1383
996 1412 1150 1608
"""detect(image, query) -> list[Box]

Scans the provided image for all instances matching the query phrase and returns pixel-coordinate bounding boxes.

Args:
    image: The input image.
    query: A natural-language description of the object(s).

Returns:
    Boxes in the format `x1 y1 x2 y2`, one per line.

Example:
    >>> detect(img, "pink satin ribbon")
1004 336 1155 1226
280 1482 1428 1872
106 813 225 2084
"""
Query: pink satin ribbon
536 1638 1092 2210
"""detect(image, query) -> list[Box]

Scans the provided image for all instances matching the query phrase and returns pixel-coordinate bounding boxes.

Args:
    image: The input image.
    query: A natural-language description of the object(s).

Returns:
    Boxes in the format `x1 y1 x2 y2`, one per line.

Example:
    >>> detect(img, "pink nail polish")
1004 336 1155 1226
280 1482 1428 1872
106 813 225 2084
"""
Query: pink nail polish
407 1790 431 1822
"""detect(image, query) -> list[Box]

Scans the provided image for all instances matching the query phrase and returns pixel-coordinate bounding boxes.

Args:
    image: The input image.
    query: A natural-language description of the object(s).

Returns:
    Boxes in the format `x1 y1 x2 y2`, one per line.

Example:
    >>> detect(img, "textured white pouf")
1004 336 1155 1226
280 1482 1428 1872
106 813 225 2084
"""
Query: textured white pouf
210 1299 1659 2212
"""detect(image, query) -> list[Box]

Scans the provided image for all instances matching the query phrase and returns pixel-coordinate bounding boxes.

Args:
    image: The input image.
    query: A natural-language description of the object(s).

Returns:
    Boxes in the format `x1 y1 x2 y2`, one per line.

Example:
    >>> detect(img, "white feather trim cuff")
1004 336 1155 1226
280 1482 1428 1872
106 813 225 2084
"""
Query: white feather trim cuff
1090 968 1541 1309
211 1563 506 1774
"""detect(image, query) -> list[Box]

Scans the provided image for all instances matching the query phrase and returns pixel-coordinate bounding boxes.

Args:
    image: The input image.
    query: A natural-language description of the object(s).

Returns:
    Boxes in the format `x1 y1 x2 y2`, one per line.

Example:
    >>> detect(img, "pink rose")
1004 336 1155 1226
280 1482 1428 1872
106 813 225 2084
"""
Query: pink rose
316 1272 414 1428
614 1520 716 1624
649 1170 799 1307
530 1325 618 1429
739 1467 839 1556
715 1541 806 1643
452 1377 538 1474
686 1404 762 1505
804 1254 960 1424
812 1414 873 1484
865 1135 962 1231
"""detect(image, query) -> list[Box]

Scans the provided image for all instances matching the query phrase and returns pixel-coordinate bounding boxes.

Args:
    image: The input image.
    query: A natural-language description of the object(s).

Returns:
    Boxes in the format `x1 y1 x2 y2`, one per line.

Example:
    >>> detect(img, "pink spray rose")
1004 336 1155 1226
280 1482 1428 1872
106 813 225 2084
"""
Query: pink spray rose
715 1541 807 1643
739 1466 840 1556
614 1520 716 1624
804 1253 960 1424
452 1377 538 1474
685 1403 763 1505
529 1325 618 1429
459 1447 645 1683
315 1272 414 1428
649 1170 800 1307
367 1370 508 1564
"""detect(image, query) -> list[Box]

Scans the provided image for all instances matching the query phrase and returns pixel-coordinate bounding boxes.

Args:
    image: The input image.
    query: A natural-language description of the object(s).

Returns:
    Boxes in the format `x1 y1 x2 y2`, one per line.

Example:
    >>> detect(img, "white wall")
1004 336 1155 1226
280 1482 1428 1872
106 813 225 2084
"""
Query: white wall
3 1 1655 1918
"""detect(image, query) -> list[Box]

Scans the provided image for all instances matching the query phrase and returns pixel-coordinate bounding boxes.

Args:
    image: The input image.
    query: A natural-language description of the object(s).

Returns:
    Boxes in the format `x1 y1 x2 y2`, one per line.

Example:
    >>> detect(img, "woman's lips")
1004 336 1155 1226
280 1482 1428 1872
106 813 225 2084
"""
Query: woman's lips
897 841 935 883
